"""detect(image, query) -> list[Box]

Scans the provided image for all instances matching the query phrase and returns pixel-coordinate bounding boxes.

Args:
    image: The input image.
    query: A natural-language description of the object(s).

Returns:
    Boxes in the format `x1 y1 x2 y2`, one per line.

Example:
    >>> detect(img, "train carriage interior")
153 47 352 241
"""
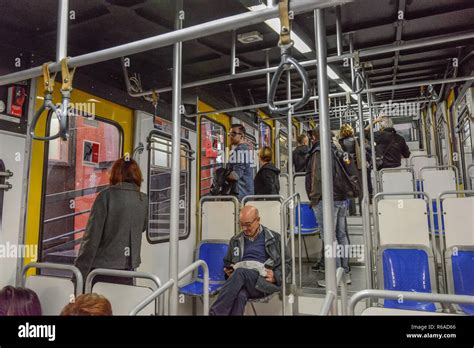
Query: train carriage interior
0 0 473 318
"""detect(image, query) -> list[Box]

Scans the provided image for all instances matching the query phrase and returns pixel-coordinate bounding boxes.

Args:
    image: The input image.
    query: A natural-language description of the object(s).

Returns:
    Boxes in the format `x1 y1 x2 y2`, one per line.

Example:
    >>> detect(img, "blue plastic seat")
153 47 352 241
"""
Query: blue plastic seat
179 240 228 297
451 250 474 315
294 203 319 262
382 248 436 312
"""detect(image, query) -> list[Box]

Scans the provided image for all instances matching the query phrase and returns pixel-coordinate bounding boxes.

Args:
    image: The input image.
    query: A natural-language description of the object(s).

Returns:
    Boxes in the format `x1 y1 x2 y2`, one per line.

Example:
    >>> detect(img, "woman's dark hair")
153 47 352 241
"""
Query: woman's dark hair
110 157 143 187
0 286 42 316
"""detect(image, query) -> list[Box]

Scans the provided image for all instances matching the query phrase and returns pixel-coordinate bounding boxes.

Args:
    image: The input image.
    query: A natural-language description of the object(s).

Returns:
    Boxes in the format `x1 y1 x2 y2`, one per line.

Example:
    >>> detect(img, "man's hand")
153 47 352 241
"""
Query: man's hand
265 269 276 283
224 265 234 277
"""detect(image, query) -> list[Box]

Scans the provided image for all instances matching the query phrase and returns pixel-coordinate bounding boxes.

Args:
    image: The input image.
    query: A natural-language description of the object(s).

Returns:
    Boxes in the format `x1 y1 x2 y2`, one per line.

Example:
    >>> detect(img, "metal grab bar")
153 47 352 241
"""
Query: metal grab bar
348 289 474 315
129 279 174 316
279 192 300 315
0 183 12 191
0 170 13 178
129 260 209 316
377 167 415 191
177 260 209 316
86 268 163 315
268 44 311 114
22 262 84 297
419 165 460 187
320 267 348 315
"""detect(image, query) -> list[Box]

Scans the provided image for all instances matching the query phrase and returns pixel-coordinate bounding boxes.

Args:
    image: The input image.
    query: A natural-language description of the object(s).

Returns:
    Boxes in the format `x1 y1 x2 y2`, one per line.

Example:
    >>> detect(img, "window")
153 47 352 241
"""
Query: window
200 117 226 196
40 113 122 264
147 131 192 243
259 121 272 148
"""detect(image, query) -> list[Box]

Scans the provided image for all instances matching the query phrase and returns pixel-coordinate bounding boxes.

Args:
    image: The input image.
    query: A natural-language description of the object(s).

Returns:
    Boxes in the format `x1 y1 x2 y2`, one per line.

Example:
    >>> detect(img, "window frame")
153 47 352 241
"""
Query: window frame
146 129 192 244
38 111 124 263
199 116 227 197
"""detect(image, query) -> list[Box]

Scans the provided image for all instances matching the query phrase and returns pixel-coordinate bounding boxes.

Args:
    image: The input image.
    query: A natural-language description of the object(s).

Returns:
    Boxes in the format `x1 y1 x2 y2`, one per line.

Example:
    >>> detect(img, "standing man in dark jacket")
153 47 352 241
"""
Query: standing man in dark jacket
366 116 411 169
75 158 148 284
227 124 254 201
209 205 290 316
254 147 280 195
293 134 310 172
305 127 352 285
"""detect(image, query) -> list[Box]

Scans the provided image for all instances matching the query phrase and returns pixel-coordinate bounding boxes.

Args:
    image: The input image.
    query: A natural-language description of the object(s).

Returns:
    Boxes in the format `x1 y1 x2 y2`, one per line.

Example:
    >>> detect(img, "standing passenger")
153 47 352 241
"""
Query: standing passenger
75 158 148 285
293 134 310 173
227 124 254 201
254 147 280 195
305 127 352 285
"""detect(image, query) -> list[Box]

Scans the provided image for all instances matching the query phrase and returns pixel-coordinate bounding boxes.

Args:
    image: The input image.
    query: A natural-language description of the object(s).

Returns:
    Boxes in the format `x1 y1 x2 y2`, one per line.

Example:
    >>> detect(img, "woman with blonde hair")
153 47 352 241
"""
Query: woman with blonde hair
254 147 280 195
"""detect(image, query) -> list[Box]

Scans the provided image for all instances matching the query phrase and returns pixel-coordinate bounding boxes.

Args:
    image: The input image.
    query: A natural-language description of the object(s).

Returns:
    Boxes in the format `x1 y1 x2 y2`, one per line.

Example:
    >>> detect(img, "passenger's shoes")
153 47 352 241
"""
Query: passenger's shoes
317 274 351 288
311 262 325 273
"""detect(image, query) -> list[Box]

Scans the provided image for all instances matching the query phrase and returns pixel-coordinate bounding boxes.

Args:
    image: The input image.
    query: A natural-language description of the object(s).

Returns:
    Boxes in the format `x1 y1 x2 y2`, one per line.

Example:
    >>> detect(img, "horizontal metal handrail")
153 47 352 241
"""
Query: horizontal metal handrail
85 269 162 293
0 170 13 177
44 209 91 224
129 279 175 316
43 227 86 243
242 194 284 205
22 262 83 297
349 289 474 315
45 184 109 203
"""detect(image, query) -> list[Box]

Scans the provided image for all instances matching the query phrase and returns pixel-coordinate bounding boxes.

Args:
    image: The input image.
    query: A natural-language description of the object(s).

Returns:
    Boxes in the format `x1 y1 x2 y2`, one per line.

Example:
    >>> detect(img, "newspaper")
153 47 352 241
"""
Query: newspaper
232 261 268 277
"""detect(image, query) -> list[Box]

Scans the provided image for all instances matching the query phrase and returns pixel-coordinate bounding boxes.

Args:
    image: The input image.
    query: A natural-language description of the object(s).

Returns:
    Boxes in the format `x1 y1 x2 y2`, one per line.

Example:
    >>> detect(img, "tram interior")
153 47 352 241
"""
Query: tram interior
0 0 473 316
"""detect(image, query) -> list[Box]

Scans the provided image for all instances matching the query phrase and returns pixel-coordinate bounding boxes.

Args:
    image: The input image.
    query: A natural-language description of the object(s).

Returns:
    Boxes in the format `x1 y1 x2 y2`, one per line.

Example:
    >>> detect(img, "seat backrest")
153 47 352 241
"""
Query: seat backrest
295 202 318 233
25 276 76 315
442 196 474 248
421 169 457 200
197 241 229 282
243 199 281 233
411 156 437 179
381 171 414 194
377 198 430 247
202 200 236 240
380 248 436 312
92 282 155 315
294 175 309 202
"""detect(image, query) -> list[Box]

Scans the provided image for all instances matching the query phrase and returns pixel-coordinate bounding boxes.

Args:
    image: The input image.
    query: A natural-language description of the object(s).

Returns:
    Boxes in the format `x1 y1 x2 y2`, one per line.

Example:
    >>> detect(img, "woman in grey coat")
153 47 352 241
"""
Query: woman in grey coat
75 157 148 285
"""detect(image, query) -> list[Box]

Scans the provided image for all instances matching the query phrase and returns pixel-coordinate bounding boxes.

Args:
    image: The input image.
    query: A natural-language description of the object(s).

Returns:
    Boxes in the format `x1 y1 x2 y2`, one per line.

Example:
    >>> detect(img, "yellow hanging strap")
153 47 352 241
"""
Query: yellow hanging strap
42 62 56 94
60 57 76 92
278 0 291 46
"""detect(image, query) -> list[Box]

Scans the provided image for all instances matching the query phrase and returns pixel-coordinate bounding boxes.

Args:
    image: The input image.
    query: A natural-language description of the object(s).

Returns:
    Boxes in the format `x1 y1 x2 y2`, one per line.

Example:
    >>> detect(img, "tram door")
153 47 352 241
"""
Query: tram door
455 88 474 188
24 82 133 274
0 81 31 287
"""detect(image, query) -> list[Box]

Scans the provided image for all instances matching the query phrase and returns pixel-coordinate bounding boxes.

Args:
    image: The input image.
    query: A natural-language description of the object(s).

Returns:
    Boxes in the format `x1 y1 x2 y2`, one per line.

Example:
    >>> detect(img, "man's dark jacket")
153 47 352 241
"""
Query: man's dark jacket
223 225 290 294
374 127 411 168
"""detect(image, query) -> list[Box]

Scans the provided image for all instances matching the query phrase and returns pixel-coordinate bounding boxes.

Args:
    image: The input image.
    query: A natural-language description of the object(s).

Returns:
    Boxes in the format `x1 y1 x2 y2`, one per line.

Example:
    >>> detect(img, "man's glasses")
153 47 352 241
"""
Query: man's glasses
239 217 258 228
229 132 243 137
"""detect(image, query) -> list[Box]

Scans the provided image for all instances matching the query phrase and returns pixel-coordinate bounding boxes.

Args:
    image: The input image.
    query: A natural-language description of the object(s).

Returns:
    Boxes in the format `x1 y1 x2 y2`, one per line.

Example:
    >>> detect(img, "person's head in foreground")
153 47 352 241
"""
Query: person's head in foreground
61 293 112 316
0 286 42 316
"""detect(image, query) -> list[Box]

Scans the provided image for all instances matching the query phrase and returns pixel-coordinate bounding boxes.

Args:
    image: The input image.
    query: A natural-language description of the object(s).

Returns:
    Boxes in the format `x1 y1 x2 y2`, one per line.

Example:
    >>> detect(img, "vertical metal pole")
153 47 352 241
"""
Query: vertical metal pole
266 50 271 101
367 90 378 196
315 9 337 314
335 6 343 56
349 34 355 89
169 0 183 316
275 120 281 170
287 70 297 312
230 30 236 75
356 82 373 292
56 0 69 61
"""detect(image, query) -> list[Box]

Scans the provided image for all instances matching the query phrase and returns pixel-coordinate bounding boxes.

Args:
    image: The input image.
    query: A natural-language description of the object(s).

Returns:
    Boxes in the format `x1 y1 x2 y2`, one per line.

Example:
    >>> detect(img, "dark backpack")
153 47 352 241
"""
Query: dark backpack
210 166 237 196
333 150 361 199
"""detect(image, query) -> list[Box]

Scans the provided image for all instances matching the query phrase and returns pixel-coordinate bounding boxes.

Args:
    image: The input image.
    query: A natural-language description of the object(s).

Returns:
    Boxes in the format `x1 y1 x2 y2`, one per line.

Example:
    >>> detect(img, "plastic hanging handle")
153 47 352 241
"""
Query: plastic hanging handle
29 93 69 141
268 51 311 115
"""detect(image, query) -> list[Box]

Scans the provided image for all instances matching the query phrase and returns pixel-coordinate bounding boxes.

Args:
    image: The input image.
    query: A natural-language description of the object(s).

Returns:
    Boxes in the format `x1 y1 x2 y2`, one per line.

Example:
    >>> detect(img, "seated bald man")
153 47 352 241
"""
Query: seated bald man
209 205 290 316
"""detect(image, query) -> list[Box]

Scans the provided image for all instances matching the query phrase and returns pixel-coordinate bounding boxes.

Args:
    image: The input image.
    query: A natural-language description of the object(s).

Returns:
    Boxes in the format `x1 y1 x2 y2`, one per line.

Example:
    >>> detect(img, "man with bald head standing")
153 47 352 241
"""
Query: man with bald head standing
209 205 290 316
